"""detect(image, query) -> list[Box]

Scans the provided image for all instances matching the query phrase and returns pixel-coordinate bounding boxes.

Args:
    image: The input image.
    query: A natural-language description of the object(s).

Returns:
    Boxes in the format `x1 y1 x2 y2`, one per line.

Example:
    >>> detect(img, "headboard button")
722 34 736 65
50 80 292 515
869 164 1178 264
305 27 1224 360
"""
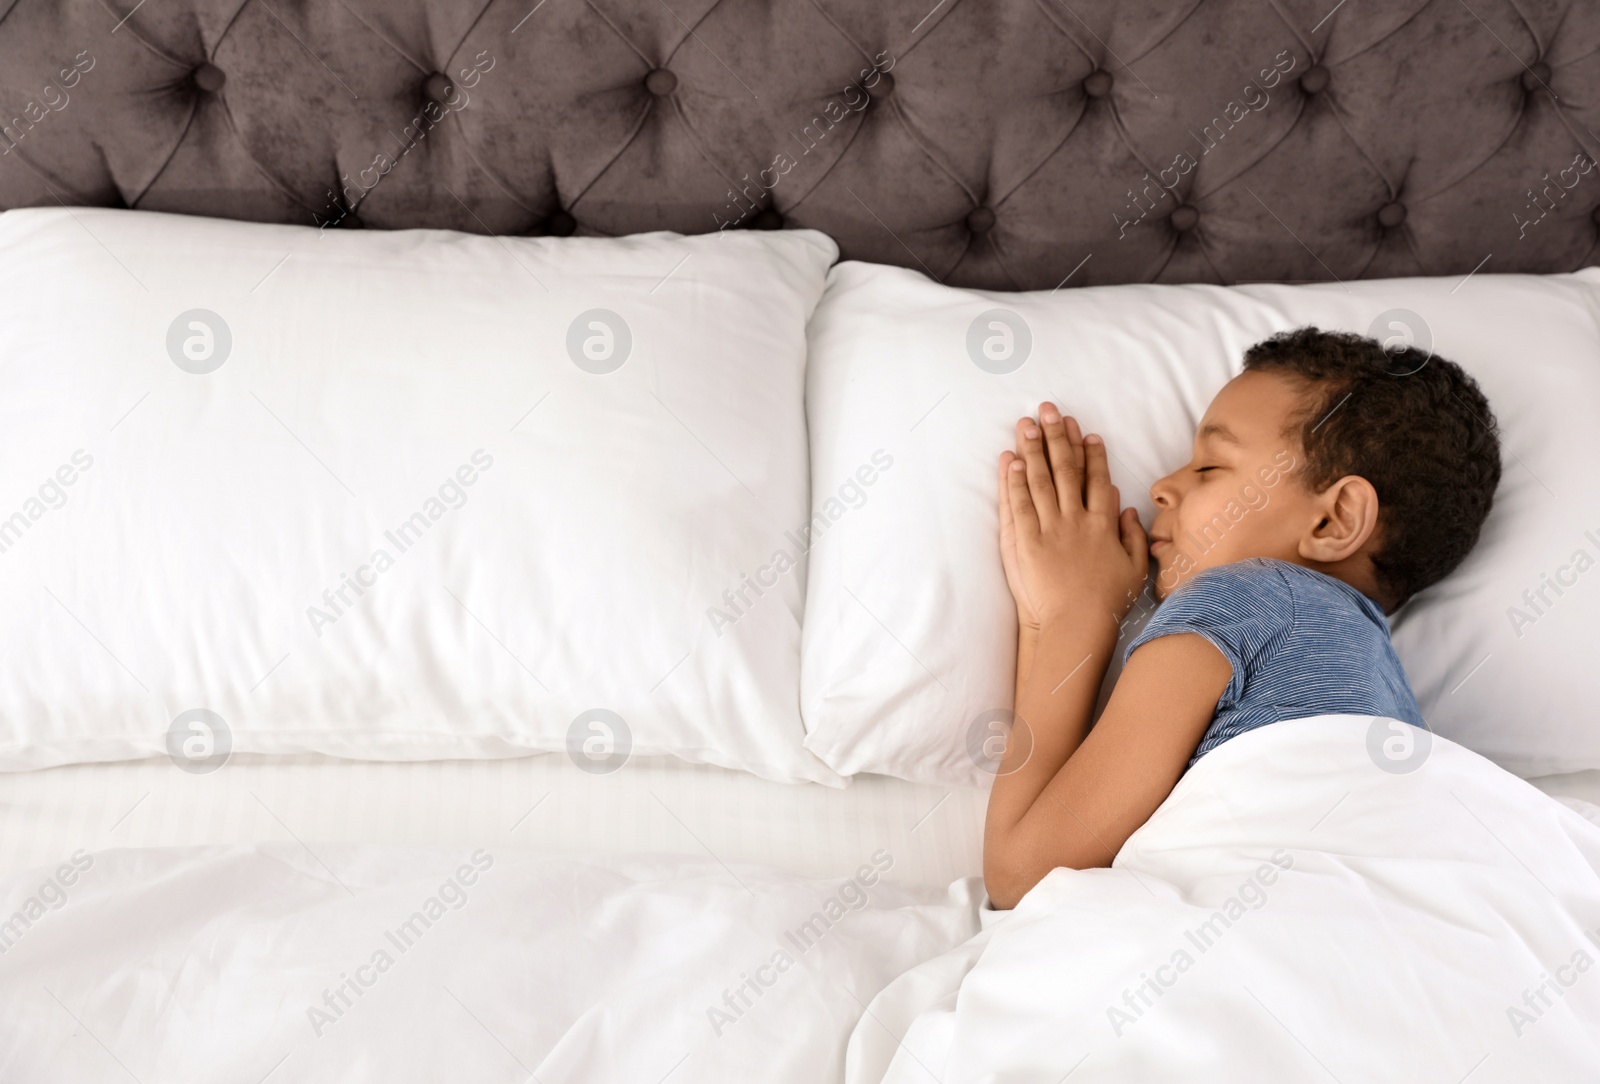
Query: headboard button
192 63 226 94
966 207 996 233
1590 205 1600 227
1083 70 1113 97
1378 202 1407 228
1299 65 1330 94
423 72 452 103
750 208 783 230
872 73 895 101
645 69 677 96
1170 205 1199 231
544 210 577 237
1522 62 1552 92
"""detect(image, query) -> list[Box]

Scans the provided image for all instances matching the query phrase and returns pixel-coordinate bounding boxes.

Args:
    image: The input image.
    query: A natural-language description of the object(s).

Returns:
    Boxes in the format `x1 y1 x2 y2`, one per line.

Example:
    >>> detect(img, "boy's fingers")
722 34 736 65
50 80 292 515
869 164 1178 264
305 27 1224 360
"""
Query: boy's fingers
1004 454 1041 536
1064 414 1086 474
997 453 1016 535
1016 417 1059 525
1082 433 1116 516
1119 507 1150 578
1038 402 1080 511
1063 414 1088 508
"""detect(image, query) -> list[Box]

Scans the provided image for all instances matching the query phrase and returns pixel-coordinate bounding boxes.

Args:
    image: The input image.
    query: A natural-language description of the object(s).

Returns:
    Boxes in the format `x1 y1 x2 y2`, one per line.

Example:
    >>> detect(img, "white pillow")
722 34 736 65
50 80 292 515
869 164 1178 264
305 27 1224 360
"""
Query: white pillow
802 260 1600 786
0 208 841 784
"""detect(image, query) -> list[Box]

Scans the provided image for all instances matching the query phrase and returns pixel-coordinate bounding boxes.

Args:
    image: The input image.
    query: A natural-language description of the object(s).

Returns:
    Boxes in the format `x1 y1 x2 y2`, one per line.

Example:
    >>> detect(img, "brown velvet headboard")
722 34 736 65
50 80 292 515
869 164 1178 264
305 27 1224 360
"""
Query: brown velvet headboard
1 0 1597 289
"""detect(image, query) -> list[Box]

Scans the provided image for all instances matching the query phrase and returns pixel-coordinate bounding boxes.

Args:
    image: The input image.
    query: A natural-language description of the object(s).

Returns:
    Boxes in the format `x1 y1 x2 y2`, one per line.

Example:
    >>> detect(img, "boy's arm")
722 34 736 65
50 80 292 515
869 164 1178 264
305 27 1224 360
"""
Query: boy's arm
1012 626 1035 711
983 404 1230 910
983 630 1229 909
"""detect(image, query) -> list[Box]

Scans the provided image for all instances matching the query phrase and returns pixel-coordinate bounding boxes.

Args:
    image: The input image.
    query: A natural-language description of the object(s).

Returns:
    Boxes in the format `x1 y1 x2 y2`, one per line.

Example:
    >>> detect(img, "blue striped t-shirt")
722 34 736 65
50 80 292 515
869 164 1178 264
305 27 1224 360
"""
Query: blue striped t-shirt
1125 558 1424 762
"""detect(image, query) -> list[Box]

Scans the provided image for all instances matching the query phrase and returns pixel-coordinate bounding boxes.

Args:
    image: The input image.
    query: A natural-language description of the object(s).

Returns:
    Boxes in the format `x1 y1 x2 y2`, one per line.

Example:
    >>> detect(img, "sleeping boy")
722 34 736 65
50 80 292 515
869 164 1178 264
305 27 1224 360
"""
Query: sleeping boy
982 327 1502 909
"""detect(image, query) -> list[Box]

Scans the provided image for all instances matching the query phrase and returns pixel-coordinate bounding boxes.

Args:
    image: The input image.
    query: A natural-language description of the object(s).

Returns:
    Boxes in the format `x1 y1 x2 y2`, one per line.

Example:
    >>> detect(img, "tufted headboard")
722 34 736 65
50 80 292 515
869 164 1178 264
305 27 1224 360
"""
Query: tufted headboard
1 0 1597 289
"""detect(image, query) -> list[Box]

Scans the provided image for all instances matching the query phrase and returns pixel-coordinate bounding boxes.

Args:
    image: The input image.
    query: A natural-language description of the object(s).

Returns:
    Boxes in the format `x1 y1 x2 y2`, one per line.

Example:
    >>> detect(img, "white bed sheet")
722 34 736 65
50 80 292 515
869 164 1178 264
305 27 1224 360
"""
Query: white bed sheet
0 752 987 889
3 753 1593 892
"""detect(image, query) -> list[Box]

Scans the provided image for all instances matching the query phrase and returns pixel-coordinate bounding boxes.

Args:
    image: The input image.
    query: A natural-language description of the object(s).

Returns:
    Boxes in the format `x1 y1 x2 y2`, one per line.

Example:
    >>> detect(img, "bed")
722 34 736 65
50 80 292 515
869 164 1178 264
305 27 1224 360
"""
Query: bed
2 0 1599 1080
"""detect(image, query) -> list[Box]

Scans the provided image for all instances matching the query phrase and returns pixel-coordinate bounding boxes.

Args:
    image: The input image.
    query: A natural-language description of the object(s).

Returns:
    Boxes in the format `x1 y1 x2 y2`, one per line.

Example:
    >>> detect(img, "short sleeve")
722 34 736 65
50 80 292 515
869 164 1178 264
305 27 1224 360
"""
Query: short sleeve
1125 559 1296 706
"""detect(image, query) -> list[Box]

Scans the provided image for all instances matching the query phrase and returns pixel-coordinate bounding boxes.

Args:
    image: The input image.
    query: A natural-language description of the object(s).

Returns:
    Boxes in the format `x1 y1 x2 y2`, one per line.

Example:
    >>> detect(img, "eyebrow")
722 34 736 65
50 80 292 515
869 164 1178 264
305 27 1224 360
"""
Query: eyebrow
1197 422 1244 445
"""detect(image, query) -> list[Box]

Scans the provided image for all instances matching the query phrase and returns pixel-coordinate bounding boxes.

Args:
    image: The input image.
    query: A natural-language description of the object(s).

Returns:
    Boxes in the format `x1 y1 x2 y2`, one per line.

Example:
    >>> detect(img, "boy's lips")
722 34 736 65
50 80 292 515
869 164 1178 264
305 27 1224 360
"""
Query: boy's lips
1148 535 1171 555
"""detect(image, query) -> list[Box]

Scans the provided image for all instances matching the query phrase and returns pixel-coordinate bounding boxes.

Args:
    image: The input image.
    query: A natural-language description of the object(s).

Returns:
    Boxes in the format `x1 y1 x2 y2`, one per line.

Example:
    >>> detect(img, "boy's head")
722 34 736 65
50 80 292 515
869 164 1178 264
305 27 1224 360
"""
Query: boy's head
1146 327 1501 612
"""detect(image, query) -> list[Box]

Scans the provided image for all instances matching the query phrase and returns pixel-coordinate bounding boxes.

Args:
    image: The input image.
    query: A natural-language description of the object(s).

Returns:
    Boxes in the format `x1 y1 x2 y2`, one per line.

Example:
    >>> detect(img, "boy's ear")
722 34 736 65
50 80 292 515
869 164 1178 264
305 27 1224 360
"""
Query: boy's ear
1297 475 1380 564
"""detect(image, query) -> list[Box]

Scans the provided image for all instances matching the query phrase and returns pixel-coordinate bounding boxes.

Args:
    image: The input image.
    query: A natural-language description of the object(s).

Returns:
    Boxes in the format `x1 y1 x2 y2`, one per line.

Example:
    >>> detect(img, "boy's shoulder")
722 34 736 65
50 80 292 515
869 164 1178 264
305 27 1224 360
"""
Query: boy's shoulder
1169 557 1294 604
1180 557 1292 589
1178 558 1385 626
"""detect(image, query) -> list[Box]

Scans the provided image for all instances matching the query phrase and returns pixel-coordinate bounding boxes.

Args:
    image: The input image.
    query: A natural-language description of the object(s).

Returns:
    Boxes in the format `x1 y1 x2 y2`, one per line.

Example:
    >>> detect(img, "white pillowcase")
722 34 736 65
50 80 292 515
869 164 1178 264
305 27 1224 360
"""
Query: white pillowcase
802 260 1600 786
0 208 841 784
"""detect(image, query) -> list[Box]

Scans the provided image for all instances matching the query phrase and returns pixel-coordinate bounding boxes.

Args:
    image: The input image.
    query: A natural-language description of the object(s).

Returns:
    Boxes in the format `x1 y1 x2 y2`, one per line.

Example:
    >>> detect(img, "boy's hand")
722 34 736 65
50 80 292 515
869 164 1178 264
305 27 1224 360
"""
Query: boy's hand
997 403 1148 637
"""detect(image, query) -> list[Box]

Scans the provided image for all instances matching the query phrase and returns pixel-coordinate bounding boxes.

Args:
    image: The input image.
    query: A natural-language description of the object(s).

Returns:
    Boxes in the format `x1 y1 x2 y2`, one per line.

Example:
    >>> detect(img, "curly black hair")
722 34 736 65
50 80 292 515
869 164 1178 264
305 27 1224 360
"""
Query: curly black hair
1242 326 1502 612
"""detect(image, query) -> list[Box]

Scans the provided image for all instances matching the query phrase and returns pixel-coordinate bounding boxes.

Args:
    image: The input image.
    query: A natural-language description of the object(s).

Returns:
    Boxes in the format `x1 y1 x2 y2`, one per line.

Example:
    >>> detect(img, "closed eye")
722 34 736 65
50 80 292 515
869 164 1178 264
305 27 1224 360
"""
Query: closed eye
1194 466 1219 474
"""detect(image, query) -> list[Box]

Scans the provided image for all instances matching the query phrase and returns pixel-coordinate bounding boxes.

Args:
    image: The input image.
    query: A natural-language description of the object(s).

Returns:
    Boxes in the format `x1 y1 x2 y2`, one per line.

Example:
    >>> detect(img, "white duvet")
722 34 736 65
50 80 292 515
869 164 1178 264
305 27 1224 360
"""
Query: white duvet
3 716 1598 1083
849 716 1600 1083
